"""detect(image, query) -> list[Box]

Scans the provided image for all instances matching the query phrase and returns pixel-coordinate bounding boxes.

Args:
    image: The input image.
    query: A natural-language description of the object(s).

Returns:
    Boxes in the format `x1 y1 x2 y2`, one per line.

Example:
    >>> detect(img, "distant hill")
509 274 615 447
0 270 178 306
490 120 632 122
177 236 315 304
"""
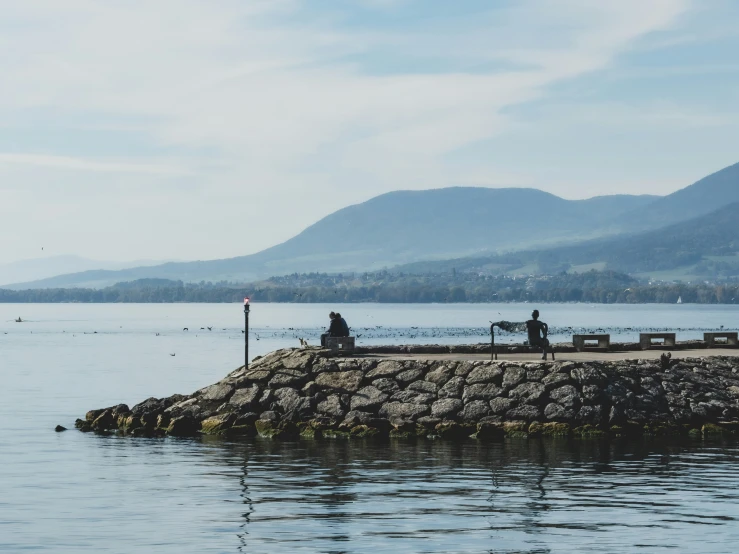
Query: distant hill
9 160 739 289
4 188 658 289
620 161 739 230
0 255 174 287
396 201 739 280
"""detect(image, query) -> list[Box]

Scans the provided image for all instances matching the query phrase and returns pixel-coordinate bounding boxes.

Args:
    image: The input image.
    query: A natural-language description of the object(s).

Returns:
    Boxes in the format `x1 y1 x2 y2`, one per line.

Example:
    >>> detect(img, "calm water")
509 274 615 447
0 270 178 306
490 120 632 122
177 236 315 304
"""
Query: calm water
2 303 739 553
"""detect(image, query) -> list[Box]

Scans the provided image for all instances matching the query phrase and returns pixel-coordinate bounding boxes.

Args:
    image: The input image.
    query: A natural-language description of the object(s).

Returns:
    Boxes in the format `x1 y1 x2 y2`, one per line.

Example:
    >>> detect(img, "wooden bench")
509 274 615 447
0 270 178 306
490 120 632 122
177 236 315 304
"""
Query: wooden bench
704 332 738 347
573 334 610 352
325 336 355 353
640 333 676 350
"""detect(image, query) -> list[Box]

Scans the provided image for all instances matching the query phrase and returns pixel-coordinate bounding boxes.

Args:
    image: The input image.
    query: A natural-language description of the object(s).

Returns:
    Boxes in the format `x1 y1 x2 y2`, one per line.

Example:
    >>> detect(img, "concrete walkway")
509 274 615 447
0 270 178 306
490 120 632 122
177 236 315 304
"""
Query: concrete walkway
355 348 739 363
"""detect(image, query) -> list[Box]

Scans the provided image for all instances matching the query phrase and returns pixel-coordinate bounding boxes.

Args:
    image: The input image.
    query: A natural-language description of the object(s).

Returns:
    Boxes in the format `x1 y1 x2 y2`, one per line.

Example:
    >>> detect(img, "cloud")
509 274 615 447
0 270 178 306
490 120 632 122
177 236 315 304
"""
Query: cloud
0 153 188 175
0 0 697 261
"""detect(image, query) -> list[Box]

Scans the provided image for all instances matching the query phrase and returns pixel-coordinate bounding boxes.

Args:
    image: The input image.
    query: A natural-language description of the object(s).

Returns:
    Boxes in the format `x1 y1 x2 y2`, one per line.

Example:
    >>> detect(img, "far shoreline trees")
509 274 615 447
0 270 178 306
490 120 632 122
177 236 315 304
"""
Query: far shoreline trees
1 270 738 304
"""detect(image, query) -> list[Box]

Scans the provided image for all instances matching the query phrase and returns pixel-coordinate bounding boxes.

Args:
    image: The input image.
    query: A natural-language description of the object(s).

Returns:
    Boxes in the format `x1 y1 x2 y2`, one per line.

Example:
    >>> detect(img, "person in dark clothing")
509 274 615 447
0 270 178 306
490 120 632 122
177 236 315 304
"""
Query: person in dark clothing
526 309 555 361
335 312 350 337
321 311 344 347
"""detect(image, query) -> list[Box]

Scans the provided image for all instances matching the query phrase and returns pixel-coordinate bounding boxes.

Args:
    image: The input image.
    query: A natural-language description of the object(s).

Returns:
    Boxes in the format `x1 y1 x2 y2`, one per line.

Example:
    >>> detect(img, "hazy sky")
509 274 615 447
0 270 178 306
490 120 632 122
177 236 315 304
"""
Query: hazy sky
1 0 738 263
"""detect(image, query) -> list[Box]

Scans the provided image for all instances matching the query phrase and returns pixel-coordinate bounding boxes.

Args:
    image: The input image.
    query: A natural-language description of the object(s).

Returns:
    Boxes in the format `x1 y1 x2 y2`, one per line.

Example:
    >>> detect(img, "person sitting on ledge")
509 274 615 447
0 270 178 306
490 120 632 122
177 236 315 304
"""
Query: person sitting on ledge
335 312 350 337
526 309 555 361
321 311 345 347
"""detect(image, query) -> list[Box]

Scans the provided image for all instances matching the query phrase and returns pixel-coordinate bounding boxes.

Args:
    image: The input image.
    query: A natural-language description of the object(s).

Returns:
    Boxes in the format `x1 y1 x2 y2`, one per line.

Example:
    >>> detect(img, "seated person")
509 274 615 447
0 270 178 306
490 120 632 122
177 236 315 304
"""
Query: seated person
335 312 350 337
526 309 555 361
321 312 344 347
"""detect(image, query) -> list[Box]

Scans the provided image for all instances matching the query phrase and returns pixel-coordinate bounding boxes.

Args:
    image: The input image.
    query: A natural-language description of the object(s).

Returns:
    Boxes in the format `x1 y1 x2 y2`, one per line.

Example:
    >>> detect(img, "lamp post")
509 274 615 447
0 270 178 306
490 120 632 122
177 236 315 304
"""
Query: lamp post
244 297 250 370
490 322 496 361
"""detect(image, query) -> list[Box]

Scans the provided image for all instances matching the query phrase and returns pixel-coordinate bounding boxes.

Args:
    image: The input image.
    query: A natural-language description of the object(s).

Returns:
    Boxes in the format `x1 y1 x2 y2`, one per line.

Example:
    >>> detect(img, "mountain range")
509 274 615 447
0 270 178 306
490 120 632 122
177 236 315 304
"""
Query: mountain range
0 255 176 287
5 161 739 289
395 200 739 280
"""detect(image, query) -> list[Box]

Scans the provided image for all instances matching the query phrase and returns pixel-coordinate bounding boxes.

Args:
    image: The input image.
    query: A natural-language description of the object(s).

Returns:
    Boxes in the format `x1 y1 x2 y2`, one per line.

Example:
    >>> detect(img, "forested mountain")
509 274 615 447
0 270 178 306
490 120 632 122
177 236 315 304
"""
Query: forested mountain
4 188 657 288
396 201 739 279
620 161 739 231
6 160 739 289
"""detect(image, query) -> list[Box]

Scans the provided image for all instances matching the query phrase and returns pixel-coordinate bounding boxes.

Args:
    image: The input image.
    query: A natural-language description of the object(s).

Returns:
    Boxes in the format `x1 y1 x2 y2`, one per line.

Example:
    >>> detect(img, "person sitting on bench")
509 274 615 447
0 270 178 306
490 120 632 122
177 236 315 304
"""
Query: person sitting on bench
526 309 555 361
335 312 350 337
321 312 345 347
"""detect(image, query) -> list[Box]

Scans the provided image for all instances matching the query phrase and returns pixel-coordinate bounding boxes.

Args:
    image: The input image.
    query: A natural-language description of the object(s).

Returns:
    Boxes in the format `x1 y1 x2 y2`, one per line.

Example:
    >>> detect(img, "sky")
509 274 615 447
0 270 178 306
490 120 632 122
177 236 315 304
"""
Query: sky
1 0 738 264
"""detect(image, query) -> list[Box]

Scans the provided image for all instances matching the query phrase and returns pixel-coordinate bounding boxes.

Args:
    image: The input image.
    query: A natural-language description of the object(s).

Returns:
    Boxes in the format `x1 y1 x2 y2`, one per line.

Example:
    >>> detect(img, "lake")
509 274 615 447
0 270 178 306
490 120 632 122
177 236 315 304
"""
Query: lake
2 303 739 553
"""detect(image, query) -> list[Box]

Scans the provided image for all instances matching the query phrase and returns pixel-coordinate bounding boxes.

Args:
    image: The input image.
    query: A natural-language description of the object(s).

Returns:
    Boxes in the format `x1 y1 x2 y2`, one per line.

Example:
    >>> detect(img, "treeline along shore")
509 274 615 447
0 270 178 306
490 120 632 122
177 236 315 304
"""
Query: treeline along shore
5 270 739 303
77 346 739 441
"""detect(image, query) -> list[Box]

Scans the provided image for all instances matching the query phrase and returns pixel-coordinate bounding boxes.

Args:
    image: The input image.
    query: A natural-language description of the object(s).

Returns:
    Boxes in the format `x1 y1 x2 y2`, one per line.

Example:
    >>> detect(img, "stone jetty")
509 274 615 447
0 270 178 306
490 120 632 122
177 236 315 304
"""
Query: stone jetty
76 347 739 440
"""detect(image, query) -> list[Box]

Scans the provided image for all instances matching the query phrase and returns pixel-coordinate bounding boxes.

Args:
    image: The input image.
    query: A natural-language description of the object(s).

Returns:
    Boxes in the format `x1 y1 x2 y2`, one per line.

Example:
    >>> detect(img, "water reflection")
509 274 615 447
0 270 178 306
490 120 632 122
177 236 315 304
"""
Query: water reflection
181 437 739 553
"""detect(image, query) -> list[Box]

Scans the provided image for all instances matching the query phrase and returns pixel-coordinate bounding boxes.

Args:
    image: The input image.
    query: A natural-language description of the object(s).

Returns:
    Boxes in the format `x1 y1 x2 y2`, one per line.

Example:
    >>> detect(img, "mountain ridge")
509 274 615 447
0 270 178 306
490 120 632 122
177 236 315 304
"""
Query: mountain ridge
2 188 659 289
7 160 739 289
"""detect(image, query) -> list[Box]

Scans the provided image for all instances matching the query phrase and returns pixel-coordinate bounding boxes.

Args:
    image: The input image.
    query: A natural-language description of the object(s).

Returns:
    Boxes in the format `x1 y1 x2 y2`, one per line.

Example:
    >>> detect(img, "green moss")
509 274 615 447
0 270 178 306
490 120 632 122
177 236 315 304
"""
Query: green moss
474 423 504 442
257 428 284 438
322 429 352 439
123 415 142 432
389 430 416 439
687 428 702 439
351 425 380 438
573 425 605 438
227 425 257 437
528 422 543 436
200 417 232 435
702 423 732 436
643 423 684 437
503 422 529 439
300 427 322 439
540 423 570 437
435 423 474 440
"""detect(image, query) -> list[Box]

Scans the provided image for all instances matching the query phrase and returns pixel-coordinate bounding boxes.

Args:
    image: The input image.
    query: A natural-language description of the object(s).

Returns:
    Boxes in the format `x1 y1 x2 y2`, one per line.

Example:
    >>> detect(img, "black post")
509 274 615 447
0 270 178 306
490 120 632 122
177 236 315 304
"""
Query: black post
244 297 250 370
490 323 496 361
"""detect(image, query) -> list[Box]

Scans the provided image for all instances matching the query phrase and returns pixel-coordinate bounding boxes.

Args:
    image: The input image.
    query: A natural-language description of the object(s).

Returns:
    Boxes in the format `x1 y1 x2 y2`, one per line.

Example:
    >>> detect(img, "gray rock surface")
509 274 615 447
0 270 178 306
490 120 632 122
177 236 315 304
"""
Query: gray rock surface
80 347 739 440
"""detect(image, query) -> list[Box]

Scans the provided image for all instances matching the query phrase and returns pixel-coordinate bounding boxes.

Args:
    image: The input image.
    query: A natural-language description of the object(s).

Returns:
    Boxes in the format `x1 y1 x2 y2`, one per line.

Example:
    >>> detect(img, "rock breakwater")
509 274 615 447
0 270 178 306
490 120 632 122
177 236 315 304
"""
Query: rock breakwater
76 347 739 440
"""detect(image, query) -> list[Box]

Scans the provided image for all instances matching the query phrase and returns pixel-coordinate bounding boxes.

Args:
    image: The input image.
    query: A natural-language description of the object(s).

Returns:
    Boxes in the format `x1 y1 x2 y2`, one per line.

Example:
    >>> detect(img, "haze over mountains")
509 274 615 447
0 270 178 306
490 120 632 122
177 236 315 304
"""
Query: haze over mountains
5 162 739 289
0 256 175 287
397 200 739 280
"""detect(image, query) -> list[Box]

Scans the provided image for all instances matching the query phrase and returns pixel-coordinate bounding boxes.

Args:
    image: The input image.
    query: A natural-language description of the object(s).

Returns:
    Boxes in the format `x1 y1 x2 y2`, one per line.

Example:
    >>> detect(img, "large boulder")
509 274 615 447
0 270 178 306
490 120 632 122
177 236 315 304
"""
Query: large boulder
316 395 345 418
505 405 542 422
489 397 517 415
315 370 364 394
508 382 546 405
372 378 400 394
462 383 503 403
502 367 526 389
438 376 465 399
390 391 435 405
379 402 428 421
407 381 437 394
268 369 308 389
425 365 453 385
350 386 388 413
550 385 581 409
366 361 405 379
229 386 261 412
431 398 463 419
461 400 490 421
201 413 237 435
571 366 606 386
542 372 571 390
166 416 199 437
396 369 423 385
273 388 312 419
466 366 503 385
131 397 168 417
544 403 573 421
